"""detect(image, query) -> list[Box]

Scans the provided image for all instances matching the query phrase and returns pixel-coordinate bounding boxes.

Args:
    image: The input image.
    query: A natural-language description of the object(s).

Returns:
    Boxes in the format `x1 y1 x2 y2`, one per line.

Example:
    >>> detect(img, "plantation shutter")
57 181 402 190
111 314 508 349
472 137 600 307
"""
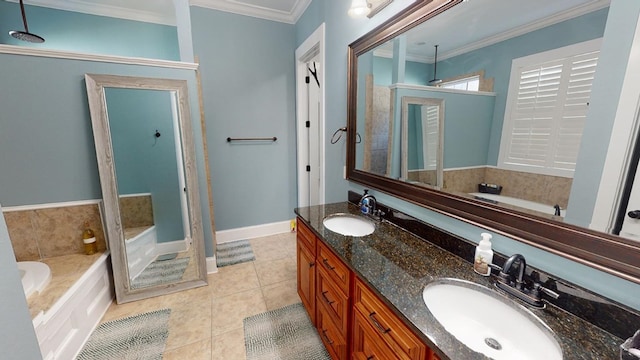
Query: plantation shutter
501 47 599 177
423 105 439 169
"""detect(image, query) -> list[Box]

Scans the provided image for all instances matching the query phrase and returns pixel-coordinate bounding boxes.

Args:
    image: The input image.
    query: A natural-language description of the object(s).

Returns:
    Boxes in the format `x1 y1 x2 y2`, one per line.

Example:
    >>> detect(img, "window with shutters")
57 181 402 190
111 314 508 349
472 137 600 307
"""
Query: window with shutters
440 75 480 91
498 38 601 178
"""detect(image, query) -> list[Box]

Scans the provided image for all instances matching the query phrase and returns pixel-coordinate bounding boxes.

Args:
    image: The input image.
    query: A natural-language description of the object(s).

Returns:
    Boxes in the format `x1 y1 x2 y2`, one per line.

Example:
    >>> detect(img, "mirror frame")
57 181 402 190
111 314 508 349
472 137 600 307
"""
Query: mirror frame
346 0 640 284
85 74 208 303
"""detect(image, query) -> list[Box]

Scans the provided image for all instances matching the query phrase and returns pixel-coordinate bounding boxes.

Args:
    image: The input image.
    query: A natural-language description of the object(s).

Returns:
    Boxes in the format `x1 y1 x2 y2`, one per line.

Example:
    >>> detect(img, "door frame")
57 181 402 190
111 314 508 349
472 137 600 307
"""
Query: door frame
295 23 326 207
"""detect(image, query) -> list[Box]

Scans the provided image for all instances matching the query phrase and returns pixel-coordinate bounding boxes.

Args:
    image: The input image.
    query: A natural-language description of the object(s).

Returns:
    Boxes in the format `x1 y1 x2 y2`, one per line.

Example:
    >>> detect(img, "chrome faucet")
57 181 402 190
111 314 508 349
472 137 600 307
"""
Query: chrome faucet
492 254 560 308
359 190 377 215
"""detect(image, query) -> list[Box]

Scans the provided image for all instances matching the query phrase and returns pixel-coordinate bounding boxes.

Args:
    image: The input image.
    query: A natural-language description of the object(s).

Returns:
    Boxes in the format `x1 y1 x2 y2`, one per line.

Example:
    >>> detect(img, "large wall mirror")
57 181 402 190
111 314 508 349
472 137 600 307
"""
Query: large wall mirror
347 0 640 283
85 74 207 303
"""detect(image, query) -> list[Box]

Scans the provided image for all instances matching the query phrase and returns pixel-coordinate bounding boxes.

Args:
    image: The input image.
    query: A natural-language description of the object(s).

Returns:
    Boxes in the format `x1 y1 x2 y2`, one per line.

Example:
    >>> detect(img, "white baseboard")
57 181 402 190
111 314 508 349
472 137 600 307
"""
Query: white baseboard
206 257 218 274
156 239 188 254
215 220 292 244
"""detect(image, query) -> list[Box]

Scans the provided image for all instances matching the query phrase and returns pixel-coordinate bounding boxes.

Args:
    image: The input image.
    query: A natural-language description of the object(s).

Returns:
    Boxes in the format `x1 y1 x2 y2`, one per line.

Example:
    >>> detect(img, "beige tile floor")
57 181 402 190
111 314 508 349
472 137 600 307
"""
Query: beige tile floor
99 231 300 359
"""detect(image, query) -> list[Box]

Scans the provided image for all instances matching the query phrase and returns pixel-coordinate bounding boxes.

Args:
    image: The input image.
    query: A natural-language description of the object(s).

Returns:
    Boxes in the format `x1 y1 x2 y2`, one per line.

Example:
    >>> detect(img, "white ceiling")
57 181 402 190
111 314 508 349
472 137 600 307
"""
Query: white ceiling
375 0 611 63
10 0 312 25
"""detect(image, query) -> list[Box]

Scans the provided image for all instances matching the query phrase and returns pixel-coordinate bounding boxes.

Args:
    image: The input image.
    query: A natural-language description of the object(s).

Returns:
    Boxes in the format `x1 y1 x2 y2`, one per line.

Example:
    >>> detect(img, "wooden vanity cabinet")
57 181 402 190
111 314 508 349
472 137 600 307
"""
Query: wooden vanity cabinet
296 218 437 360
297 220 317 323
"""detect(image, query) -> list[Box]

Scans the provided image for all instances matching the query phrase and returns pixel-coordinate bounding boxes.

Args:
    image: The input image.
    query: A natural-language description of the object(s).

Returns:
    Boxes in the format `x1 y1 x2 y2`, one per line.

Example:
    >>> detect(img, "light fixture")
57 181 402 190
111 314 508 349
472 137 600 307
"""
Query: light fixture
348 0 371 18
8 0 45 43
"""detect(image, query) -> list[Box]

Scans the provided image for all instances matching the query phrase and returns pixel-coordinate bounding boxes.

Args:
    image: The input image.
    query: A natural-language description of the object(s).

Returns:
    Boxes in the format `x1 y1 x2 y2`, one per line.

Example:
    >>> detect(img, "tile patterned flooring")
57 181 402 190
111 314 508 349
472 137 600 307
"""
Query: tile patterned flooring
99 231 300 359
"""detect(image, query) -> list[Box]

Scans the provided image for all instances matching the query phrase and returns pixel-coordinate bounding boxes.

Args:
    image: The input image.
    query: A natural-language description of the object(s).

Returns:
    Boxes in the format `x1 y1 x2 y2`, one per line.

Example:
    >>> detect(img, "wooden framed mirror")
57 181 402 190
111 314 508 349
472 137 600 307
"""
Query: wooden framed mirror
347 0 640 284
85 74 207 303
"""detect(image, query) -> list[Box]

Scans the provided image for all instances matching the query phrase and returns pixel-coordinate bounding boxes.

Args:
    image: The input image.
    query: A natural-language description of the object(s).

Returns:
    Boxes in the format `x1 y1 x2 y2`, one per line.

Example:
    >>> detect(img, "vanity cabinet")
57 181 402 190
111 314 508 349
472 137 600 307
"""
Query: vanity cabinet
297 220 317 323
296 218 437 360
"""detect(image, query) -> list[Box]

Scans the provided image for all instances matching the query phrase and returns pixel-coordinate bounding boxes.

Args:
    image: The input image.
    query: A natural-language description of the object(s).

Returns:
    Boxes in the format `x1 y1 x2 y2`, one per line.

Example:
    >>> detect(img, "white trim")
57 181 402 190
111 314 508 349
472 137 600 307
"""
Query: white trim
443 165 488 171
118 193 152 198
296 23 326 208
190 0 312 24
6 0 176 25
215 220 292 243
2 199 101 212
591 11 640 232
206 256 218 274
389 83 496 97
156 239 189 254
0 44 199 70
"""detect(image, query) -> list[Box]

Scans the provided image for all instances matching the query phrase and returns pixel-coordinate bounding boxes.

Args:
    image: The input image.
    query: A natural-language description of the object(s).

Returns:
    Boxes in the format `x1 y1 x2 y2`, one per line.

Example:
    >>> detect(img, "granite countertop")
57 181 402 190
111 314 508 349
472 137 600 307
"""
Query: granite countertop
295 202 622 360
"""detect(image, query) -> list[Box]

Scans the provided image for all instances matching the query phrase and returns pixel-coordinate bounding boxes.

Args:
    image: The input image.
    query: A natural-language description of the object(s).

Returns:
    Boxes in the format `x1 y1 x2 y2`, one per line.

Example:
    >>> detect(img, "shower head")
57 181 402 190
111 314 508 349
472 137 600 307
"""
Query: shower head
9 0 45 43
9 30 45 43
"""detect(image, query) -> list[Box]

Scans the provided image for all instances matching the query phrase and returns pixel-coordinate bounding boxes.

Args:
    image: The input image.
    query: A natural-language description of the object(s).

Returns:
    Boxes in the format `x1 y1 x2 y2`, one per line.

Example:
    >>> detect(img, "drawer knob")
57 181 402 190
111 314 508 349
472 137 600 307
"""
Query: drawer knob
369 312 391 334
321 329 334 345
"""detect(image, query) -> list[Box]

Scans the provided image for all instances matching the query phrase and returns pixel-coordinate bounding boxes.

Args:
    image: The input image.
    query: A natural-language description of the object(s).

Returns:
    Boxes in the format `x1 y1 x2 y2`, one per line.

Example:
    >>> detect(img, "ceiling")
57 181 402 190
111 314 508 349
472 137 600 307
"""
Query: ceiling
374 0 610 63
9 0 312 25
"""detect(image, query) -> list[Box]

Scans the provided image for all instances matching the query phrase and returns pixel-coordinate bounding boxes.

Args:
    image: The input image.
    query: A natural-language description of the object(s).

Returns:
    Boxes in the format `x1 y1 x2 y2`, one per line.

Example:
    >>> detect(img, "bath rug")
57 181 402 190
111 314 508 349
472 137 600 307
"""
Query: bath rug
77 308 171 360
244 303 330 360
216 240 256 267
131 257 190 289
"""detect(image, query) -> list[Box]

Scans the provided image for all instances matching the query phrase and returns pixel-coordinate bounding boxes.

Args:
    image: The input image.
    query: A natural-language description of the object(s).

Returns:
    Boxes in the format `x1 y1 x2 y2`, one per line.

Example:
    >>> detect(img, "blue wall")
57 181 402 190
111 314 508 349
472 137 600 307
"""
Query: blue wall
295 0 640 310
106 88 185 243
0 2 179 60
373 57 429 86
191 7 297 231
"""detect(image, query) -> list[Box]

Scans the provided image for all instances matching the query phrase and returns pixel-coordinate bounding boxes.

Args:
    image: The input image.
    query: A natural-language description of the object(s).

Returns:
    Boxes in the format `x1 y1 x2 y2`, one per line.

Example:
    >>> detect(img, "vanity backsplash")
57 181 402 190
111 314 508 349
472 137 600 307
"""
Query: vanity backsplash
348 191 640 340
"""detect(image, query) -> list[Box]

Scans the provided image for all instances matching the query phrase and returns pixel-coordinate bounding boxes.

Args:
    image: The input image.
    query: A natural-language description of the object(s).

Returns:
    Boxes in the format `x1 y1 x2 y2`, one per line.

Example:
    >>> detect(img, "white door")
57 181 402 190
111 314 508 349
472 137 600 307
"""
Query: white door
296 24 325 208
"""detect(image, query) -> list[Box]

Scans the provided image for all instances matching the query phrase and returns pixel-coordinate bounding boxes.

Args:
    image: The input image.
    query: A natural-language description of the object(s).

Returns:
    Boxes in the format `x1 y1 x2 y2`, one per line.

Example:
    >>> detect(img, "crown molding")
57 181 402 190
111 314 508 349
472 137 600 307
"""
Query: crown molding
373 48 429 63
190 0 312 24
5 0 176 25
0 44 199 70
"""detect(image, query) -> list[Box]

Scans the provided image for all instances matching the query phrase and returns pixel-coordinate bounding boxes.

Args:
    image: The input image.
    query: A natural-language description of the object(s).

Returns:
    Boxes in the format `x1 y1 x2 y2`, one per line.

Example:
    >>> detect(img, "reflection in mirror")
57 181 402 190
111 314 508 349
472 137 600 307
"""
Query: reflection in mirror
347 0 640 284
353 0 608 220
85 74 207 303
401 96 443 188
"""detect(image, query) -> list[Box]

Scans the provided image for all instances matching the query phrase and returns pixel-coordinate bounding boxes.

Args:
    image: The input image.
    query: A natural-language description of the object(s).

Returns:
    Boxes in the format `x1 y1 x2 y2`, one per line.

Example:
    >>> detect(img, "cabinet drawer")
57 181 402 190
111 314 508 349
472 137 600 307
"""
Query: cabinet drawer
316 266 349 336
297 218 317 255
317 305 348 360
352 309 402 360
353 279 427 360
317 241 350 294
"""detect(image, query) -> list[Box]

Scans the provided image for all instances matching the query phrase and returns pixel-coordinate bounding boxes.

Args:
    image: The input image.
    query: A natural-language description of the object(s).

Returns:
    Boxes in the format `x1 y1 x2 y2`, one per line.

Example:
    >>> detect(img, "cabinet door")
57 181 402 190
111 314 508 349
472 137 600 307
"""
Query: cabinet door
352 309 402 360
297 240 316 323
317 304 348 360
353 279 427 360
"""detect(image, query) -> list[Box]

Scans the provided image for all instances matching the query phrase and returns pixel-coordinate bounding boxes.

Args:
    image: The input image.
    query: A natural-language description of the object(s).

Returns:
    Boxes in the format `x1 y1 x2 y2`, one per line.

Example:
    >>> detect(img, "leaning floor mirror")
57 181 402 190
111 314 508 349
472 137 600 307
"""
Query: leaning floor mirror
85 74 207 303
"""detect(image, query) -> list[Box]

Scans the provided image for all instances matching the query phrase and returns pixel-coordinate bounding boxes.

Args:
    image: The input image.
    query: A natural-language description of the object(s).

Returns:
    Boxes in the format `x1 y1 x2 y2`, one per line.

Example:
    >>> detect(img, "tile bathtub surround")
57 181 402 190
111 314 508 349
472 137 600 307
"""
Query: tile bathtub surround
98 232 299 359
5 203 107 261
119 195 154 229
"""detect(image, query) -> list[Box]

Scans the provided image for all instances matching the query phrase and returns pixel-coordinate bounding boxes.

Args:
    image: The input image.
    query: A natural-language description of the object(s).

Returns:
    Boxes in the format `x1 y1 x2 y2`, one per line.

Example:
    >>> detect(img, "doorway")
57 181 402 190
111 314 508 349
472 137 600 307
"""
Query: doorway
296 24 326 207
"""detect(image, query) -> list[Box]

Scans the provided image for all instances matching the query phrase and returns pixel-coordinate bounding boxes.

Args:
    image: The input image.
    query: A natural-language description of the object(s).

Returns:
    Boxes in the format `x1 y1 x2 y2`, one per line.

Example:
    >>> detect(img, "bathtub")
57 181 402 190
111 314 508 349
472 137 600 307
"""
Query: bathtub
18 261 51 298
469 192 566 217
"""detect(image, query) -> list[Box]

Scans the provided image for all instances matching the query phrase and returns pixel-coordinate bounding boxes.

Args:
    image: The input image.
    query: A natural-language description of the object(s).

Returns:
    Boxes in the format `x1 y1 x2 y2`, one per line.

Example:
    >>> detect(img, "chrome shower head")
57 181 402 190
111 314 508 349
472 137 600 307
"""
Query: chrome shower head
9 0 45 43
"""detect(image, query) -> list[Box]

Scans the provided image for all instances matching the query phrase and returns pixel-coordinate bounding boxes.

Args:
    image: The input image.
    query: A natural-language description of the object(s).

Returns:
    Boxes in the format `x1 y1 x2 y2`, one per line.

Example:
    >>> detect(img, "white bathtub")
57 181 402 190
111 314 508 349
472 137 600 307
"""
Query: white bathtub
469 193 565 217
18 261 51 298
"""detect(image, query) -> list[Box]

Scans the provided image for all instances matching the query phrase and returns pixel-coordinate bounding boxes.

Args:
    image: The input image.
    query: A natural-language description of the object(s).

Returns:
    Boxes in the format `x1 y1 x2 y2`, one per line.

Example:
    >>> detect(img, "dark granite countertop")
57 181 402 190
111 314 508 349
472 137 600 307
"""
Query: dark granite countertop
295 202 622 360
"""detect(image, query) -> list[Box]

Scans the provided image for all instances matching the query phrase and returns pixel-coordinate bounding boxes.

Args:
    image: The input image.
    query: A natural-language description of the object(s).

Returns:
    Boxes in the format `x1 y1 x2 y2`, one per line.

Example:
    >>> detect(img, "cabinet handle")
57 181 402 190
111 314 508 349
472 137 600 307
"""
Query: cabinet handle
367 356 375 360
309 261 315 268
369 312 390 334
322 258 335 271
321 329 334 345
321 291 335 305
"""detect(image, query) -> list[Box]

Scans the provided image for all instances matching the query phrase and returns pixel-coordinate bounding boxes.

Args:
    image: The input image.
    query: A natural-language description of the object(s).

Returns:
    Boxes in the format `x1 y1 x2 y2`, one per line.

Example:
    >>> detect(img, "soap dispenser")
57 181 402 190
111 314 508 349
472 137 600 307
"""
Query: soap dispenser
473 232 493 276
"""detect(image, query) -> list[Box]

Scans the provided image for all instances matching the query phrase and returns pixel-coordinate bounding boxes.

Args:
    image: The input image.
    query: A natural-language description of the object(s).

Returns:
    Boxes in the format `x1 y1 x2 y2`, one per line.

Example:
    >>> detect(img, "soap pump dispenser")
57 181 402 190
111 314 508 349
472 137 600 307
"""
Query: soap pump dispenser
473 233 493 276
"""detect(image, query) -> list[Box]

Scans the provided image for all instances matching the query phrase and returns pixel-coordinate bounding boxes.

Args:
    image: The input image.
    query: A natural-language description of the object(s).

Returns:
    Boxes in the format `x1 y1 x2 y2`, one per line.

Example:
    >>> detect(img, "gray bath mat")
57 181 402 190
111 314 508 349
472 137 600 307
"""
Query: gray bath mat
131 257 190 289
244 303 330 360
77 308 171 360
217 240 256 267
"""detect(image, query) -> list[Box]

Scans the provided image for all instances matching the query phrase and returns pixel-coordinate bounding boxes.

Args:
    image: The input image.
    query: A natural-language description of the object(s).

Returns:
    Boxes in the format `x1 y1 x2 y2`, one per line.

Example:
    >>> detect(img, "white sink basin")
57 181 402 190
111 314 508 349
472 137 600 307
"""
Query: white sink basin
423 279 562 360
323 213 375 237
